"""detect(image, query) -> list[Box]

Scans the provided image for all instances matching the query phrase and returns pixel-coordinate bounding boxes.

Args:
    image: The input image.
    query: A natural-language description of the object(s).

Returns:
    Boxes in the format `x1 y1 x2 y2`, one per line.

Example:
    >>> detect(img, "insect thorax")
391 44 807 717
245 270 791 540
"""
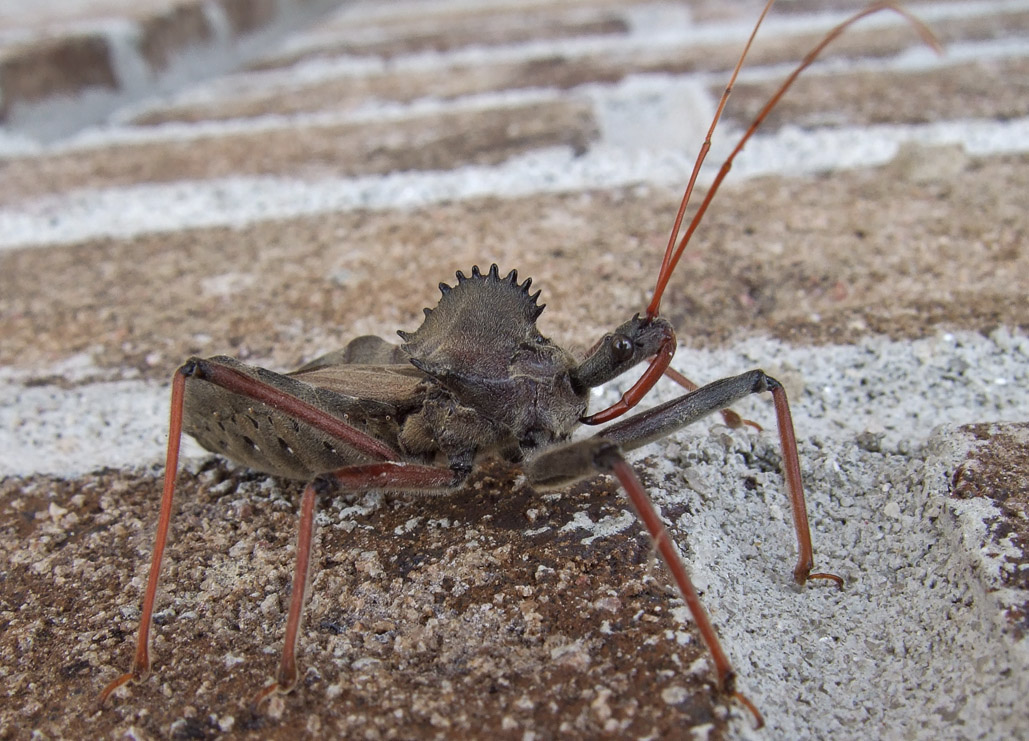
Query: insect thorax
397 265 587 465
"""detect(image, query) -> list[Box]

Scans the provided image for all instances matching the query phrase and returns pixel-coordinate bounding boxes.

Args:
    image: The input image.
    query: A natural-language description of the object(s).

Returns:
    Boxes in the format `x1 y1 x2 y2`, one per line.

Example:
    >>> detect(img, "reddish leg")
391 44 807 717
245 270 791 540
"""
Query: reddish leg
98 370 188 706
252 478 321 707
253 462 460 706
526 439 764 726
607 454 763 728
182 357 400 461
99 360 439 705
769 385 839 585
527 372 843 725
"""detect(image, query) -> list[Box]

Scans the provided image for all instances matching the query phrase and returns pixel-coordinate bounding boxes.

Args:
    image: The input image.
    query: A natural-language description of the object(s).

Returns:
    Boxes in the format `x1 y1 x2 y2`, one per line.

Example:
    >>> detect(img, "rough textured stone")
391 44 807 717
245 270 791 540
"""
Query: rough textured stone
1 1 1027 739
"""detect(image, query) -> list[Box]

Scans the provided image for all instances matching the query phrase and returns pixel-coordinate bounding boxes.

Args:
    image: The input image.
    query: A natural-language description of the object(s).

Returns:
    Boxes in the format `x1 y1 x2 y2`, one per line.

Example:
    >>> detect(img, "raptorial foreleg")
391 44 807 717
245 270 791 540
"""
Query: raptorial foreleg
599 370 842 586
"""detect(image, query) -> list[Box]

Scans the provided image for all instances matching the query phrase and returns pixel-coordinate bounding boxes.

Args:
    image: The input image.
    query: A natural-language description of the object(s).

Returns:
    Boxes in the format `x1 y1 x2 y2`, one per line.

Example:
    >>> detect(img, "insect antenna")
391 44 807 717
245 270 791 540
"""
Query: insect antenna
645 1 942 320
581 2 940 427
646 0 775 319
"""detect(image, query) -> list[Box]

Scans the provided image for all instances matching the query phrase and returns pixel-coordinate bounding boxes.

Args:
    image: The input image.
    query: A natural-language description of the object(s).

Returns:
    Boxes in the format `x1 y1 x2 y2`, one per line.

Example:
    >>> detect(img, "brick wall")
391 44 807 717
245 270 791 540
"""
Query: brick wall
1 1 1027 738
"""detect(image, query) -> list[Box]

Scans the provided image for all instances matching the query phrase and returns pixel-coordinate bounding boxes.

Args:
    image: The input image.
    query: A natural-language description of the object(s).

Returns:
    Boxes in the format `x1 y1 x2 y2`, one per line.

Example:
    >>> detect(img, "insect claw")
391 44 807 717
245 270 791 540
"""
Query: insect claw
97 669 137 707
808 572 845 589
793 558 845 588
251 679 288 711
734 690 765 730
718 408 762 431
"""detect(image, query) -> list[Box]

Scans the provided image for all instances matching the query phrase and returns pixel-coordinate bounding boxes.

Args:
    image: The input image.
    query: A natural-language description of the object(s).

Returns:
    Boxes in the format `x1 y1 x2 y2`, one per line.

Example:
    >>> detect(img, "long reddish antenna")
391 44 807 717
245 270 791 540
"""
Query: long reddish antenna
646 1 942 319
648 0 776 319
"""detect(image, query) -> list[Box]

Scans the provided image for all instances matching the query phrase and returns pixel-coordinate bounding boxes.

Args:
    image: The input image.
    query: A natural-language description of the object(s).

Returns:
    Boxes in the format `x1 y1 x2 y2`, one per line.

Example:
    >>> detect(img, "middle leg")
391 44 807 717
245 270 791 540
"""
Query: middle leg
254 461 463 706
525 438 762 726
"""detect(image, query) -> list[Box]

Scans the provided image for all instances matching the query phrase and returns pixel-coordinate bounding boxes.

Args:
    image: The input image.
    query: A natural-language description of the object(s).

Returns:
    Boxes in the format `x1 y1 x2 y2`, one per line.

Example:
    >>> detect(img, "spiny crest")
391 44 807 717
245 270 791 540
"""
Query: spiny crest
398 264 545 376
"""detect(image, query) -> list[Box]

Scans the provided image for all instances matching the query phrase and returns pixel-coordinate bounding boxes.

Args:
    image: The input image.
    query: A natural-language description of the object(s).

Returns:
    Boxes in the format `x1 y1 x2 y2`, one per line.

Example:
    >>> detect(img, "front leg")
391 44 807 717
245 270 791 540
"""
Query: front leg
525 371 842 724
525 439 762 727
601 369 840 586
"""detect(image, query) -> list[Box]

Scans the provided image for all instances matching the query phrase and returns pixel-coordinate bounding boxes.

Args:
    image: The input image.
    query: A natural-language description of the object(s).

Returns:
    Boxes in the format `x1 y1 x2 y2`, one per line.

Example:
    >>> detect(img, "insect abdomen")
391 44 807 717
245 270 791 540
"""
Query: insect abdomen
182 356 401 479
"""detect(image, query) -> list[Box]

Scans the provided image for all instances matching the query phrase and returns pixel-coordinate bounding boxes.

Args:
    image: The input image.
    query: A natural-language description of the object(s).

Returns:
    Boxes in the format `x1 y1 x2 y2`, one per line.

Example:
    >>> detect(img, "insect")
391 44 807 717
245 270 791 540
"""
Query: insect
99 0 939 727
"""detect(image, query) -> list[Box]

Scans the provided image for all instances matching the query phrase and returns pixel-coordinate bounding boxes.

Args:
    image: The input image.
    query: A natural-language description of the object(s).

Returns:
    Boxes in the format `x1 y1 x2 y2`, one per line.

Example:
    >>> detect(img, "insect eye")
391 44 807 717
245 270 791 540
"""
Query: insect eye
612 335 634 363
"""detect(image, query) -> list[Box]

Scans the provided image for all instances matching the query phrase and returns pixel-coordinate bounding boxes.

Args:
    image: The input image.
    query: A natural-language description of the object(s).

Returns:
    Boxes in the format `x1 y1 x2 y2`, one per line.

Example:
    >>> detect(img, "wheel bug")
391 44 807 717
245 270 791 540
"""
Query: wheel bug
98 1 940 727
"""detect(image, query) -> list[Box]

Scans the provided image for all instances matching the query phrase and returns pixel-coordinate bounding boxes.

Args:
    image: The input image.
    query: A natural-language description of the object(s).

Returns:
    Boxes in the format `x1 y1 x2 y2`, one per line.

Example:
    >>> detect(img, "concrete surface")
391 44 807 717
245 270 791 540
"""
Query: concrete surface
1 1 1028 739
